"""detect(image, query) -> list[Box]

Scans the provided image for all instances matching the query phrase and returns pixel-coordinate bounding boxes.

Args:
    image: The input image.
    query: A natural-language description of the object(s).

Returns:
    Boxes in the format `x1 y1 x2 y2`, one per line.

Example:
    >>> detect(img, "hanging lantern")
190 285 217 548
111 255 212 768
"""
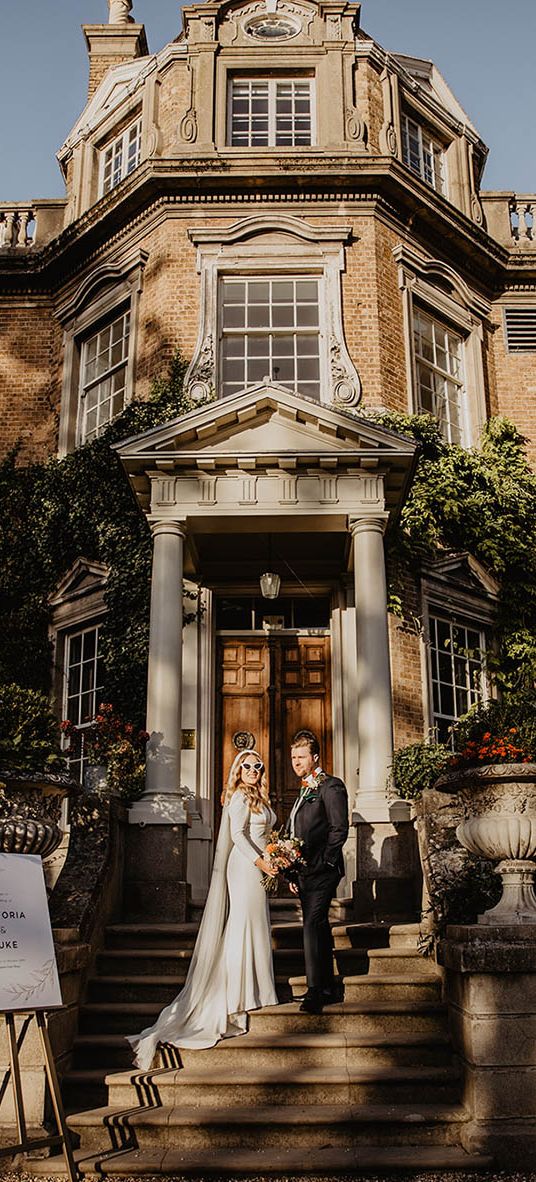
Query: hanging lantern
259 572 281 599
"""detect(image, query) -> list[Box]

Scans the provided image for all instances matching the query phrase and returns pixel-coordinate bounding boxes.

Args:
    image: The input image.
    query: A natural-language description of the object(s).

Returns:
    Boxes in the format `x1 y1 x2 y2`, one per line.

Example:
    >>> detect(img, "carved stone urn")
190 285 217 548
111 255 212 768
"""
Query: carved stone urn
434 763 536 925
0 770 78 859
457 813 536 923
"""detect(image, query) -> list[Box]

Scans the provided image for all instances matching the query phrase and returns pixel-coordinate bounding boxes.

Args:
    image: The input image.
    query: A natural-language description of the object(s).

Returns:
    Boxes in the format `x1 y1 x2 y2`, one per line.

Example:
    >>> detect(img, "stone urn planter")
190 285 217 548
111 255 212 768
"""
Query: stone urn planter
457 814 536 923
434 762 536 817
435 763 536 925
0 769 79 859
413 764 536 936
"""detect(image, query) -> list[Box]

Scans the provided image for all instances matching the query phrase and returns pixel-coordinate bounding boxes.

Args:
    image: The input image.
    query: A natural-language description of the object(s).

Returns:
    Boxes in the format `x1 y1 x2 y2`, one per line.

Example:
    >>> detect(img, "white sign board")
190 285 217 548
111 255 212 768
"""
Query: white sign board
0 853 62 1011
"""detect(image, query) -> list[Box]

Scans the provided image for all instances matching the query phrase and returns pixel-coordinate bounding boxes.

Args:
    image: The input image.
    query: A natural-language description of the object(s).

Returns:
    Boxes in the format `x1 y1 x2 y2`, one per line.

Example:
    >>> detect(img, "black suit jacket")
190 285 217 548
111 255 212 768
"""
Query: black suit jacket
287 773 349 879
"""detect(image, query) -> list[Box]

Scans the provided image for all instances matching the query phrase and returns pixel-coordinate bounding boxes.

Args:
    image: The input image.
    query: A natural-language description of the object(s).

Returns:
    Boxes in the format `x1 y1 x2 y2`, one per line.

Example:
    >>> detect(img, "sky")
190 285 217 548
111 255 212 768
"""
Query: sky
0 0 534 200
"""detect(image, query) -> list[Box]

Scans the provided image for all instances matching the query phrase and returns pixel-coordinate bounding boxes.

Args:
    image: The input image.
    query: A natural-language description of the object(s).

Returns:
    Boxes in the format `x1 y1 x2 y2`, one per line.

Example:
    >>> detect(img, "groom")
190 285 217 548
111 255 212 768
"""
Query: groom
286 730 349 1014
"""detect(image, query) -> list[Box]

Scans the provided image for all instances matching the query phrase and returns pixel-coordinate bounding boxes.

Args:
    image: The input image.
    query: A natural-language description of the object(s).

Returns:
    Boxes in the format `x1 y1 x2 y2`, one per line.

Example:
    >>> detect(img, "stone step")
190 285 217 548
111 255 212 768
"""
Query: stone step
290 974 441 1004
87 974 294 1007
27 1143 494 1177
365 947 438 976
79 1002 167 1036
61 1068 111 1113
106 1062 460 1108
67 1100 470 1152
72 1029 452 1072
105 923 199 950
97 949 193 977
79 998 448 1039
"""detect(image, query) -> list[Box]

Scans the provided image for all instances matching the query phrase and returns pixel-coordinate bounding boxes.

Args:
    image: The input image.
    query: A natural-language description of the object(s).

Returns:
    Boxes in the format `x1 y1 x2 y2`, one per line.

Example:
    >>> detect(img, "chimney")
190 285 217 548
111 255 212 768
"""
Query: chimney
83 3 148 100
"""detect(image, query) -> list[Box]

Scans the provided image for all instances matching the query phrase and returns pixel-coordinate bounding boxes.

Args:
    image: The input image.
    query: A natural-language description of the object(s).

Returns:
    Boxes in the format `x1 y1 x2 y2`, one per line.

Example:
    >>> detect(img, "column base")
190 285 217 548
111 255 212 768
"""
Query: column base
128 793 189 826
352 816 421 922
124 822 190 922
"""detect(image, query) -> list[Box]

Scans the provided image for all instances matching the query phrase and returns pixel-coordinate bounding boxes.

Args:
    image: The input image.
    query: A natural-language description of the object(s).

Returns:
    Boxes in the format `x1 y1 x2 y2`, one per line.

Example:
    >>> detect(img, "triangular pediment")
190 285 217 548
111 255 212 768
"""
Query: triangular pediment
424 552 500 600
115 386 419 518
116 384 417 462
48 558 109 607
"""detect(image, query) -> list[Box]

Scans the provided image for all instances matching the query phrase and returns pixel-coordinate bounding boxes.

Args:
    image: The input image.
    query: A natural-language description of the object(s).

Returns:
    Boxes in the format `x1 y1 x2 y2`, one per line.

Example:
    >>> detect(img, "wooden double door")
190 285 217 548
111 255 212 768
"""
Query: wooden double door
217 634 332 824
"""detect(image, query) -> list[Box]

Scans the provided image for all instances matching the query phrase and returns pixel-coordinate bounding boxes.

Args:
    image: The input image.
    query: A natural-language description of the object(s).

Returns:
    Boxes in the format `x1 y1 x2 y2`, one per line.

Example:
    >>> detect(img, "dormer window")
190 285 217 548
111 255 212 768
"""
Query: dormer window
228 78 313 147
402 113 446 194
100 117 142 196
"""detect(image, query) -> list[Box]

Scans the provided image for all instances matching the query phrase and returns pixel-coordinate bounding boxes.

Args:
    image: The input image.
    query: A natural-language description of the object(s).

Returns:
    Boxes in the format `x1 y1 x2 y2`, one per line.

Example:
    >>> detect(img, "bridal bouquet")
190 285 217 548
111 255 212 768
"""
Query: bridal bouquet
261 830 304 893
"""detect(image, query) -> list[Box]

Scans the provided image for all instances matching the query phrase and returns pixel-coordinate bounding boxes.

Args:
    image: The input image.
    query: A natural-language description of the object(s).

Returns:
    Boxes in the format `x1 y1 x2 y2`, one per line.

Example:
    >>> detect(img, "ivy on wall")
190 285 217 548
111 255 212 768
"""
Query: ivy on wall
362 410 536 692
0 352 196 727
1 376 535 732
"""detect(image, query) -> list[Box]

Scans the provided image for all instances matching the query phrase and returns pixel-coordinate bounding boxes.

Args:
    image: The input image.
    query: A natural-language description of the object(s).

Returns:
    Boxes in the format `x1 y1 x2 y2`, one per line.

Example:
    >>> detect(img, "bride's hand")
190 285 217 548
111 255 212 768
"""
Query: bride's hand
255 856 277 876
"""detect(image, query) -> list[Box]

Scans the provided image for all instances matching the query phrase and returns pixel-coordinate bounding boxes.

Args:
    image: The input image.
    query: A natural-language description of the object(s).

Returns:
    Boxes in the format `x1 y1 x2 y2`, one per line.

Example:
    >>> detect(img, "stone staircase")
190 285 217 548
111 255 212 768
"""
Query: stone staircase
32 904 493 1176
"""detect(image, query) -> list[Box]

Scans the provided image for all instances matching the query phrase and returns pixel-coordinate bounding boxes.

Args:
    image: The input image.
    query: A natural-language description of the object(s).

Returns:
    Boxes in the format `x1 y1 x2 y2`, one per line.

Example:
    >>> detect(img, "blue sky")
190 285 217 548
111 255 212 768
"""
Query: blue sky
1 0 534 199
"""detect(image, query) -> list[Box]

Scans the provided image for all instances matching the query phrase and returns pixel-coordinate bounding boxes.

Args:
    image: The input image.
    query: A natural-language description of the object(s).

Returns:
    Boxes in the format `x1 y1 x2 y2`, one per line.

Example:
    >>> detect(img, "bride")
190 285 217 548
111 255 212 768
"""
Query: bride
128 748 279 1070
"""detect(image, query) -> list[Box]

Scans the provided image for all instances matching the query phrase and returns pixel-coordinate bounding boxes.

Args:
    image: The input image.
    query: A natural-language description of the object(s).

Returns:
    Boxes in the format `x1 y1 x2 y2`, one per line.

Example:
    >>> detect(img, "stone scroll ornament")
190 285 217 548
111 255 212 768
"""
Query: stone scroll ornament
108 0 133 24
330 335 360 406
188 334 215 401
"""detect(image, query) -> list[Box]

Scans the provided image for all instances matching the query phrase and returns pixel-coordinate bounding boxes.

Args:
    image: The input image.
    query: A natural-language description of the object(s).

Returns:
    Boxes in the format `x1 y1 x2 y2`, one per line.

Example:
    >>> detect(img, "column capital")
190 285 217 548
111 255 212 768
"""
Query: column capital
348 513 389 538
149 518 187 540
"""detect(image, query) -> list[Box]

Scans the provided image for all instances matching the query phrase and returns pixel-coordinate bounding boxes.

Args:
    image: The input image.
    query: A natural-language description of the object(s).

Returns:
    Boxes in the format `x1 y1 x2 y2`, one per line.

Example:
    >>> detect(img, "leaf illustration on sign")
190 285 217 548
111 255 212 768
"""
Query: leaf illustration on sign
6 958 57 1005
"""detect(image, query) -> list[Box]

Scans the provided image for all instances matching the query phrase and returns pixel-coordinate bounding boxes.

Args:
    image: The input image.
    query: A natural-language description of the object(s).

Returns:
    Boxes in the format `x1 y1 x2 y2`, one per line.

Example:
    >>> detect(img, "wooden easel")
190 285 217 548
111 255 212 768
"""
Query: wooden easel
0 1008 80 1182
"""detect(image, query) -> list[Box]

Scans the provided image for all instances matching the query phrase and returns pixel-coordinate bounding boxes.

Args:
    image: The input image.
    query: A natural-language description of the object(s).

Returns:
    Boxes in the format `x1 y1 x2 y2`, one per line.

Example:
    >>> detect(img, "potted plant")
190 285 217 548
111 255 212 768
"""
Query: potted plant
0 683 76 856
62 703 148 803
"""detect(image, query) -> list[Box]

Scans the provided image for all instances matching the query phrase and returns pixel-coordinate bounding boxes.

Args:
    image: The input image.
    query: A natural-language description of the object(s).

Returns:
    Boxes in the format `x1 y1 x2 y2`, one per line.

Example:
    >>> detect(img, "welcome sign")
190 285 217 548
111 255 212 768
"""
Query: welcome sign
0 853 62 1011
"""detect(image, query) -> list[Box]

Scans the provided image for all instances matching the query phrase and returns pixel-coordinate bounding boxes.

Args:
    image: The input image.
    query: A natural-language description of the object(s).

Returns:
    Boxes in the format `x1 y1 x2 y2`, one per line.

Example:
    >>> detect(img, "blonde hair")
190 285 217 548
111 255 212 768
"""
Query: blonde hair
224 749 269 813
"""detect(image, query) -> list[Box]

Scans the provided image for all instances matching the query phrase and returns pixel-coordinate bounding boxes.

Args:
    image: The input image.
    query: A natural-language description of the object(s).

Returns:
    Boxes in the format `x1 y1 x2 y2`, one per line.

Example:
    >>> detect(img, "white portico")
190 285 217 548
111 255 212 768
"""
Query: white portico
116 385 418 887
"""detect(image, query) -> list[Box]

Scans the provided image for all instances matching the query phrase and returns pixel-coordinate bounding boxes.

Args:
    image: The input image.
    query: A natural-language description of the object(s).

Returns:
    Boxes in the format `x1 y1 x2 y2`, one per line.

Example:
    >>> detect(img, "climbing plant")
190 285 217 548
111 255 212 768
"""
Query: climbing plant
0 352 199 727
362 409 536 693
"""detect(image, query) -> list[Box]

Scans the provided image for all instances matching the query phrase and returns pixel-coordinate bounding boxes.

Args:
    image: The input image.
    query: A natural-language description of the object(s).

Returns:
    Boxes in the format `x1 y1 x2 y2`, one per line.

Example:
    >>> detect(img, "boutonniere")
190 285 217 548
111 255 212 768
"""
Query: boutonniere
300 768 326 801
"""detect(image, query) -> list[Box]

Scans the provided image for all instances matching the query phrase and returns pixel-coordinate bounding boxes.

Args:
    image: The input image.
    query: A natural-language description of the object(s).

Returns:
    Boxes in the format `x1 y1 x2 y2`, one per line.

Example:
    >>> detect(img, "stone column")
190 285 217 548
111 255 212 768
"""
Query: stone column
350 514 393 821
350 515 419 920
126 520 190 921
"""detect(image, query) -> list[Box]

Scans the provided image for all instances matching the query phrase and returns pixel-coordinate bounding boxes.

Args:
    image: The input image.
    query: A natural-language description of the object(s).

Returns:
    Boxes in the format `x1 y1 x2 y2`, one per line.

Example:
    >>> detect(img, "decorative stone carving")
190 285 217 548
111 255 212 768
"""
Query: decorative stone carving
379 68 398 157
0 817 63 858
326 12 342 38
108 0 133 24
457 813 536 923
180 108 198 144
329 335 360 406
188 334 215 401
345 108 367 147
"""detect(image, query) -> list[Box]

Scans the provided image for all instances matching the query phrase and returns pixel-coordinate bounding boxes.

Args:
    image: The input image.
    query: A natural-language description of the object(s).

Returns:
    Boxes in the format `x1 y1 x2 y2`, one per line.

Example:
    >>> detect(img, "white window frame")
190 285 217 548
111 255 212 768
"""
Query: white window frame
56 249 146 457
62 624 105 783
185 215 361 407
78 307 131 445
427 610 487 746
402 112 447 195
99 117 142 197
227 76 315 148
394 245 490 448
413 307 465 445
220 274 322 400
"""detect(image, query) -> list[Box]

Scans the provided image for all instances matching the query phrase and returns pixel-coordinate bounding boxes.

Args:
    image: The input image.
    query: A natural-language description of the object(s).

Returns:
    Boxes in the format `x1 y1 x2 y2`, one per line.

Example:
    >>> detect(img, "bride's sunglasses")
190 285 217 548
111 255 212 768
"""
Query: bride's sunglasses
241 760 264 771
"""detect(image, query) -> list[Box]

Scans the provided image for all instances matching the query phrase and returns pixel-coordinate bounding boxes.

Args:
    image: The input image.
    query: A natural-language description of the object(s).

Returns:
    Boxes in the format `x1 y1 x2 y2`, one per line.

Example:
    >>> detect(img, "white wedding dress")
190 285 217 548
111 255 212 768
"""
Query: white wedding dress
128 790 278 1070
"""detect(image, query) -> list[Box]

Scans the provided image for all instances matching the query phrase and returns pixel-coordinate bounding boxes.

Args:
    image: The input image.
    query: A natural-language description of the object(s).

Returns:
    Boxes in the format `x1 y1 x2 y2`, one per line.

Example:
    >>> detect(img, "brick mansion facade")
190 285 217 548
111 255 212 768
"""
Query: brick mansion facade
1 0 535 904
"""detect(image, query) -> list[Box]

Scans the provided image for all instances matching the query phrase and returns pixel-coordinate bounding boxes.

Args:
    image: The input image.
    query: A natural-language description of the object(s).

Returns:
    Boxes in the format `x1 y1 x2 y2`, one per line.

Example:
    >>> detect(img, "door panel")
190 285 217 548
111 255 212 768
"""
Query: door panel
217 634 332 827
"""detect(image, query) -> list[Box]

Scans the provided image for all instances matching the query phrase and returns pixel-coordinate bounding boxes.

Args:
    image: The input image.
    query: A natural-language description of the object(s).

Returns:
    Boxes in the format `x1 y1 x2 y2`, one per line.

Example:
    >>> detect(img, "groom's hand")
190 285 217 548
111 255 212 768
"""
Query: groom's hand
289 882 299 896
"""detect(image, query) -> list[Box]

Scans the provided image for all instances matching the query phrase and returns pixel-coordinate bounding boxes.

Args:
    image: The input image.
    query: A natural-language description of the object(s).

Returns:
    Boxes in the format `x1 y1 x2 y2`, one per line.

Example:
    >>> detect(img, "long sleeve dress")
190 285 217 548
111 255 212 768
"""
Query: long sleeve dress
128 790 278 1070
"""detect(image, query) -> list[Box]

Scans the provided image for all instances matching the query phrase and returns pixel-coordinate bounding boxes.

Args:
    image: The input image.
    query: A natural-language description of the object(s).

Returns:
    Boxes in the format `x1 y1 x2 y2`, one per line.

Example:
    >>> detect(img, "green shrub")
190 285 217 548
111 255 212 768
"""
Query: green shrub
389 739 449 801
0 683 65 774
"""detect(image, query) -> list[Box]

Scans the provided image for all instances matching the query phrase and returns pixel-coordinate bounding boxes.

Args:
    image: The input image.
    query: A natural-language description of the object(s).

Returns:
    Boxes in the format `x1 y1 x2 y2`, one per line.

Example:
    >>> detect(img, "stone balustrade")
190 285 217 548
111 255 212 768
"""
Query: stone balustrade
0 199 66 249
481 192 536 250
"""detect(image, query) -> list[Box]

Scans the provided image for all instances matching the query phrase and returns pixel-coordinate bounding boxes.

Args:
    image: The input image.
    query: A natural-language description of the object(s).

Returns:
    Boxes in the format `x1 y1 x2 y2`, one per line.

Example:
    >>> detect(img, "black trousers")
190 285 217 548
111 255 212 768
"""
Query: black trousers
298 867 340 992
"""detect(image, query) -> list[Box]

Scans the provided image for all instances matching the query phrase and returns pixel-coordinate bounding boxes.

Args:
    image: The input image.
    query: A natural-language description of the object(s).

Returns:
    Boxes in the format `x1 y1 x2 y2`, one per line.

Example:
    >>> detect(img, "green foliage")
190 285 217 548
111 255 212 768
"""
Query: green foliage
363 409 536 691
427 855 502 934
0 352 198 728
389 739 449 801
0 683 65 774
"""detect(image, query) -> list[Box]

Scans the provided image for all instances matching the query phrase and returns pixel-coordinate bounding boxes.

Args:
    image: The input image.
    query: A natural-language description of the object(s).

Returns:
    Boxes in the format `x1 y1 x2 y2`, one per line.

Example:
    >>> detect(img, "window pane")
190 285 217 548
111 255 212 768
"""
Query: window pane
221 277 319 398
230 78 311 147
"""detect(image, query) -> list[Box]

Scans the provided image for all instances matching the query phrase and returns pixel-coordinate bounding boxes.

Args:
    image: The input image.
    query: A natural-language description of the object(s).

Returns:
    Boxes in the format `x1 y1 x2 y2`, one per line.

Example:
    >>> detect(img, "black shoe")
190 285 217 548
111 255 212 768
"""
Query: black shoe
299 991 324 1014
322 983 344 1005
